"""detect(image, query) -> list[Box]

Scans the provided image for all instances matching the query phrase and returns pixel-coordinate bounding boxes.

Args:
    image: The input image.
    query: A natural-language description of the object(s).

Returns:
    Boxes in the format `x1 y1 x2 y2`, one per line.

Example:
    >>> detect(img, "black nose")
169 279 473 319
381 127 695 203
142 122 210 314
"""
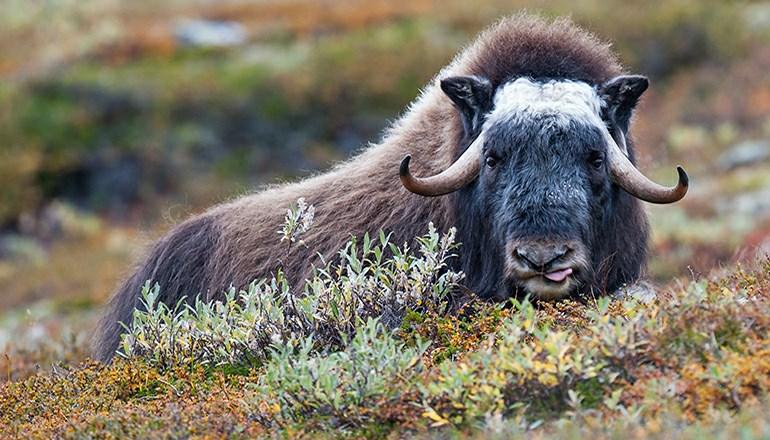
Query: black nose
514 243 570 271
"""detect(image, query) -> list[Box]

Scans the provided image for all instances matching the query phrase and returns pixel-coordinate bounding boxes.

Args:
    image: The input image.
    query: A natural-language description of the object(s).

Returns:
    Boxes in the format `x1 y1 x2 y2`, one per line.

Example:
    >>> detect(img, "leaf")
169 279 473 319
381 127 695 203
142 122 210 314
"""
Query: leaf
422 409 450 427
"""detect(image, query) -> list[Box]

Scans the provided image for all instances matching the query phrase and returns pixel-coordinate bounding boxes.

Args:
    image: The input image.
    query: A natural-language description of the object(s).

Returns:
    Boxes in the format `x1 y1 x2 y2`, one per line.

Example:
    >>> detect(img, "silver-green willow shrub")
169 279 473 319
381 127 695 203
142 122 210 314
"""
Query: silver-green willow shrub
118 200 463 368
259 318 430 424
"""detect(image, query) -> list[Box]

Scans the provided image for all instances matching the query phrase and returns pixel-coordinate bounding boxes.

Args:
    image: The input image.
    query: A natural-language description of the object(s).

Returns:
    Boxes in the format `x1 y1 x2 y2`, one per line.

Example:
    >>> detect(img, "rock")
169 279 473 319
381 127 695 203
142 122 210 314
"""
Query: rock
613 281 657 303
730 188 770 217
0 234 46 264
745 3 770 31
174 19 247 48
717 140 770 171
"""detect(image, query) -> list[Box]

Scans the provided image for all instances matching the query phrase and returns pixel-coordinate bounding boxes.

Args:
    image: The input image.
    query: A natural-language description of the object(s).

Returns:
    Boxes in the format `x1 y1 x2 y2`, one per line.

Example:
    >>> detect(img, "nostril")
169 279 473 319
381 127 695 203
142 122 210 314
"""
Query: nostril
543 251 566 267
514 247 541 269
552 246 570 260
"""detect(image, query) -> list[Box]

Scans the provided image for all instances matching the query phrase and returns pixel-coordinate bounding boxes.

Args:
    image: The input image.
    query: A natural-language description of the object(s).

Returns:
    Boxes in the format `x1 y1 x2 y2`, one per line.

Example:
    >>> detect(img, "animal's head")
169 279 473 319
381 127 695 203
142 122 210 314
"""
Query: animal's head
400 75 688 299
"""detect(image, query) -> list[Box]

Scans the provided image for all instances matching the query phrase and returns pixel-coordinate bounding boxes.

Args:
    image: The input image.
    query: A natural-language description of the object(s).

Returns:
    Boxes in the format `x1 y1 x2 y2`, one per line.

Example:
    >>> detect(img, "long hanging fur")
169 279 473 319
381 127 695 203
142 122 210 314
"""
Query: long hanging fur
93 14 646 362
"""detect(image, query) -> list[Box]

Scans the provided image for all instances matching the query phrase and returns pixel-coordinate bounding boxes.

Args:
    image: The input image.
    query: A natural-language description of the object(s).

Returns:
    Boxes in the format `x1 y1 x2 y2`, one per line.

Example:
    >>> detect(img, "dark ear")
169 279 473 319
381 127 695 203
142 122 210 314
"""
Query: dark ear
440 75 493 137
598 75 649 134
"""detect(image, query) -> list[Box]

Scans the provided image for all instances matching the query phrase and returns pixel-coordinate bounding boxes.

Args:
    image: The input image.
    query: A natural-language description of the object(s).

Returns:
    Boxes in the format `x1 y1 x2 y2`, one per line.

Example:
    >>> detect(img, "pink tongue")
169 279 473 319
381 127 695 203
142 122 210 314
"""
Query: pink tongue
544 268 573 282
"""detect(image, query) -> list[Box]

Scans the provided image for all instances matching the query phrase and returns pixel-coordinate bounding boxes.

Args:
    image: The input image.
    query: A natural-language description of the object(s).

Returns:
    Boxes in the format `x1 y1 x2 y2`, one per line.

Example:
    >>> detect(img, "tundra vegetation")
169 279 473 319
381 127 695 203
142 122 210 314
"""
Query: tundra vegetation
3 0 770 438
3 203 770 437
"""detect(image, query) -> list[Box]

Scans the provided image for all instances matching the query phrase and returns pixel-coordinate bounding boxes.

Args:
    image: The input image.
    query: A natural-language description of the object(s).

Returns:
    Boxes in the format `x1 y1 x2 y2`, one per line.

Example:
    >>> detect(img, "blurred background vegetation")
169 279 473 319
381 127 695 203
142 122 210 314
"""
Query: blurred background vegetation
2 0 770 376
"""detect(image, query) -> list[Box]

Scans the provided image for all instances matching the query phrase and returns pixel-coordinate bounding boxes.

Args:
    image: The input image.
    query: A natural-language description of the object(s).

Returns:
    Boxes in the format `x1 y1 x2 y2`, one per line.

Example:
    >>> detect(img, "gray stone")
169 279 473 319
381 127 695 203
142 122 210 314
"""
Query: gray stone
174 19 247 48
717 140 770 171
731 188 770 217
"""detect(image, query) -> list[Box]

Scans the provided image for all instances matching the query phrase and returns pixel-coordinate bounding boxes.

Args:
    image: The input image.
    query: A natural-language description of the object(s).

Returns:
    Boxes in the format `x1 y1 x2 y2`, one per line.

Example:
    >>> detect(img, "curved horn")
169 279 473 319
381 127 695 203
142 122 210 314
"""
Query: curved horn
607 128 688 204
399 135 484 196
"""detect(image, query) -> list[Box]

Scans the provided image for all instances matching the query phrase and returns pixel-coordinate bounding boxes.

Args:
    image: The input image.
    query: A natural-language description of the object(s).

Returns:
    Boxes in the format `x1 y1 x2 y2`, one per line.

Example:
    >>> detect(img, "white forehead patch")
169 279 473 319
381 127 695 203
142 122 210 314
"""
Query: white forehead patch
485 78 605 130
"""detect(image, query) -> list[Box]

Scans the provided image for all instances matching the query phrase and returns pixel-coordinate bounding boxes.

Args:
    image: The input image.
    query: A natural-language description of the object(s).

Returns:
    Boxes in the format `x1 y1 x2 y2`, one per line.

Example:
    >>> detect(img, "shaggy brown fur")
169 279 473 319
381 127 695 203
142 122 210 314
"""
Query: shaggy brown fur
94 14 627 361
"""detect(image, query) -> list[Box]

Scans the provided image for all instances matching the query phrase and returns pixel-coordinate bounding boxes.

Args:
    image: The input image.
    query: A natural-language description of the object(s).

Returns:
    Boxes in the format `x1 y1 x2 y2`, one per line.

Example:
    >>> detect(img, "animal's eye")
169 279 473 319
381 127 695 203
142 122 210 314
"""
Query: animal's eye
589 151 604 169
485 156 497 168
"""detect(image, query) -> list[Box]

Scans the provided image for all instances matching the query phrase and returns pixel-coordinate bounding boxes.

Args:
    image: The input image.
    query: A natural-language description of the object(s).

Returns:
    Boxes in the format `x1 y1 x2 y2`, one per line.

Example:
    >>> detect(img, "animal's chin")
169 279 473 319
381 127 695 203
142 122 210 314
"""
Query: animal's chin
512 275 579 300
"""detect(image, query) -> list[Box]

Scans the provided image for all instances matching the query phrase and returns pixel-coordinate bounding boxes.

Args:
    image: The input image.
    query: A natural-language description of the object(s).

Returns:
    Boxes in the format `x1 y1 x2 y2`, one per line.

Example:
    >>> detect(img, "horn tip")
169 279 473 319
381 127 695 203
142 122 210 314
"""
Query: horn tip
676 166 689 187
399 155 412 177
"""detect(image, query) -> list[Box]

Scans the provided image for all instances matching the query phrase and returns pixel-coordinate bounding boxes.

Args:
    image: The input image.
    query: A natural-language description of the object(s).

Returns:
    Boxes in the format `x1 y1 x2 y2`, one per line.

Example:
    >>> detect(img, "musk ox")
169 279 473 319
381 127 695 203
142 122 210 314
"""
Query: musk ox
93 14 688 361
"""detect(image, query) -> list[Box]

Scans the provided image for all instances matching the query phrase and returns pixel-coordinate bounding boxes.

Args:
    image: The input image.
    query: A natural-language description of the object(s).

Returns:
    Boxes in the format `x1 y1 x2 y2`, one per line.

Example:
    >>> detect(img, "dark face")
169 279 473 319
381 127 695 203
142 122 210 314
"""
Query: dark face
444 76 646 299
403 74 680 299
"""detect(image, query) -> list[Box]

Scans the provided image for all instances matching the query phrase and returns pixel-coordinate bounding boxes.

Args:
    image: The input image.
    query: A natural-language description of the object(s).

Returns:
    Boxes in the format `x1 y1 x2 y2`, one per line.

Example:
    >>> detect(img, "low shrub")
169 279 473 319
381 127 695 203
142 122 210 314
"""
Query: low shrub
257 318 429 426
118 201 462 369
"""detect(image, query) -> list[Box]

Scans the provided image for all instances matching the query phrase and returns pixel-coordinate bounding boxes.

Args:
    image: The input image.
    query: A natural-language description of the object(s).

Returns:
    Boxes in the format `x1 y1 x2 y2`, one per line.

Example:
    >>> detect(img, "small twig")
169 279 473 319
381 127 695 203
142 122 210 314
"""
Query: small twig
4 353 11 382
158 378 182 397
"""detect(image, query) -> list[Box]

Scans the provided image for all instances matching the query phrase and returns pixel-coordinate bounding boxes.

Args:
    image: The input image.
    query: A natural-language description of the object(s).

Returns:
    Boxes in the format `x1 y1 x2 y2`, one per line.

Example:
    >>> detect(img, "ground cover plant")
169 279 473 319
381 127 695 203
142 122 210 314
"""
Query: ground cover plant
3 202 770 438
